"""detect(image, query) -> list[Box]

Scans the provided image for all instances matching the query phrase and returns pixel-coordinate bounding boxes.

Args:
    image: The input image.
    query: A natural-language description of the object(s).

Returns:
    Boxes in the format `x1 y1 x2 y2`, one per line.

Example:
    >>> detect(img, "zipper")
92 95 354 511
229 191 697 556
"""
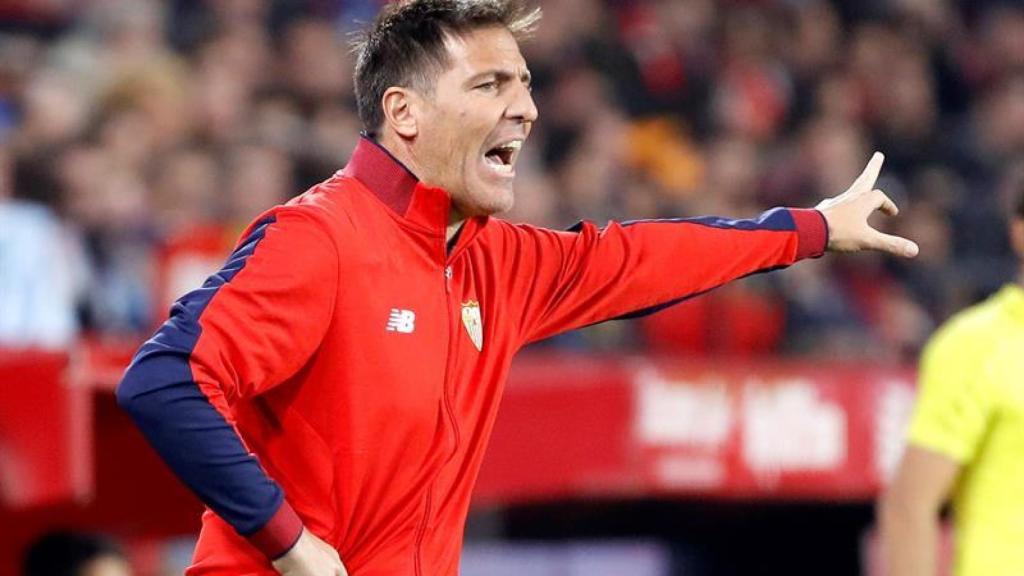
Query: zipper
413 488 432 576
438 260 463 465
414 253 462 575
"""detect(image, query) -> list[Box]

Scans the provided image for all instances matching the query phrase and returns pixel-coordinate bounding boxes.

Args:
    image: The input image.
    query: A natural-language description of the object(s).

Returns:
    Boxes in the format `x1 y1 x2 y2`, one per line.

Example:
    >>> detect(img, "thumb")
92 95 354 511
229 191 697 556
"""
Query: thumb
869 229 919 258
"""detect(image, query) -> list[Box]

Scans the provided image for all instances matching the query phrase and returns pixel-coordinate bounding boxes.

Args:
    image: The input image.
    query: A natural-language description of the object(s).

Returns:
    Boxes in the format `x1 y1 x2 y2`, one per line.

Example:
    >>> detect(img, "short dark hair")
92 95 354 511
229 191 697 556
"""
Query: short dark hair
351 0 541 135
22 531 126 576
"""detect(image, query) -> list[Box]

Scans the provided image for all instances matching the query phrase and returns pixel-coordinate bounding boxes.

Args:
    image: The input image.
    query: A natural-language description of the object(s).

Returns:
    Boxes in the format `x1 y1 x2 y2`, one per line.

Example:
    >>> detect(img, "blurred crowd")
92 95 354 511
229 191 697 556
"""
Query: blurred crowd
1 0 1022 361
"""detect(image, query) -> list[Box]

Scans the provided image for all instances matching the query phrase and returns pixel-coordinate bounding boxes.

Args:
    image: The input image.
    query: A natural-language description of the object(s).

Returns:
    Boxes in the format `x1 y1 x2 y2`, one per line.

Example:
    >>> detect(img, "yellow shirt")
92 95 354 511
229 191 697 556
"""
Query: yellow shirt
908 285 1024 576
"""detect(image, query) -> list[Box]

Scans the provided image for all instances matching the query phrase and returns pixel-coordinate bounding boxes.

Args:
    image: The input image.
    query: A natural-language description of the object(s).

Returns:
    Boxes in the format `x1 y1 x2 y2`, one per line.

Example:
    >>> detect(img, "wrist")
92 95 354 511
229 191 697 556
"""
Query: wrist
789 208 829 259
249 501 303 560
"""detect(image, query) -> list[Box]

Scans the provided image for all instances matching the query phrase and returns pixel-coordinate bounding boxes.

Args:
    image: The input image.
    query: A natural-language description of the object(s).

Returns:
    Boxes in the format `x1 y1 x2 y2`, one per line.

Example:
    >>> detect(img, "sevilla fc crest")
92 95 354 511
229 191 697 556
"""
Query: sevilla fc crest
461 300 483 351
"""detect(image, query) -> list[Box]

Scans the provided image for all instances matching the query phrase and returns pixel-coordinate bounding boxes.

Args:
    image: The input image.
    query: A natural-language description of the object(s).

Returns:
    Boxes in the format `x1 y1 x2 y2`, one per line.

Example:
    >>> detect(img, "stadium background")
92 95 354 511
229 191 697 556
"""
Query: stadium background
0 0 1021 574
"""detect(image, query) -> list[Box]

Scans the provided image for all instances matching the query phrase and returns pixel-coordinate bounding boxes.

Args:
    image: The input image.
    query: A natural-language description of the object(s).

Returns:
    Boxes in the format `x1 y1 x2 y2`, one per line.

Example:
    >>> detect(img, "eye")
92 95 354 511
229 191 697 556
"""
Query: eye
475 80 499 92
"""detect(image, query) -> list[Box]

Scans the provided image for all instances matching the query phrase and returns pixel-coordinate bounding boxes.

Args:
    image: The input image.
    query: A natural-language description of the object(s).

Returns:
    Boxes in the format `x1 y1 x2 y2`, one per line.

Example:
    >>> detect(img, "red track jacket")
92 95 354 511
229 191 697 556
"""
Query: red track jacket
117 137 827 575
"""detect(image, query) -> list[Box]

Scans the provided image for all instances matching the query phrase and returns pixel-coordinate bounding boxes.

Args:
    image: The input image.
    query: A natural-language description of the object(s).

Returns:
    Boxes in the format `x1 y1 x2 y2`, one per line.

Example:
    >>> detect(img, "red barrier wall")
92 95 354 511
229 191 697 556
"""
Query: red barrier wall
0 347 917 575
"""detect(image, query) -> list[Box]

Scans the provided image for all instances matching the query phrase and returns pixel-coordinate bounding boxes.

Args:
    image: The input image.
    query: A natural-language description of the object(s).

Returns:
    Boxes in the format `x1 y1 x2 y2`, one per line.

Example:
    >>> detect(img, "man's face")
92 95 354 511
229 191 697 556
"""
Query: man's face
412 26 538 218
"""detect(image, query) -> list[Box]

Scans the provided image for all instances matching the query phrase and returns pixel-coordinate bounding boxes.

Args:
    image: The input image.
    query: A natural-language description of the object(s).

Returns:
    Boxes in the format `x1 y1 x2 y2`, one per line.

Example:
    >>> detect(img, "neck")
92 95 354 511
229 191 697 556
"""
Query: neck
377 132 423 181
377 132 465 242
447 210 465 243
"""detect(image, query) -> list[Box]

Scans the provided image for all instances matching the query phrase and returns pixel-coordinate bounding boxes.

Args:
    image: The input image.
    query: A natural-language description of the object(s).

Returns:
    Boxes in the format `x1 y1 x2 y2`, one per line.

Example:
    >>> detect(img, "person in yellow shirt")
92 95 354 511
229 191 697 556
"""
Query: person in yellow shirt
880 188 1024 576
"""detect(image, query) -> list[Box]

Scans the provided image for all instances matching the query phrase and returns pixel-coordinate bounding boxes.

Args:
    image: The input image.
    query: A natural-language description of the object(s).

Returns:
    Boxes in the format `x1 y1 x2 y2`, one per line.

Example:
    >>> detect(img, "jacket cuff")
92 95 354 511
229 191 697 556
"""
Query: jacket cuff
248 501 304 560
789 208 828 260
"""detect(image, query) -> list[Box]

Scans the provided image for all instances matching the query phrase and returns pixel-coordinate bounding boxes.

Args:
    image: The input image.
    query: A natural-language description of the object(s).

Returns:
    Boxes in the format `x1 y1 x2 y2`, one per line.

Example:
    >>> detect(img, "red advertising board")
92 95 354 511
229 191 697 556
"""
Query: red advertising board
476 354 916 504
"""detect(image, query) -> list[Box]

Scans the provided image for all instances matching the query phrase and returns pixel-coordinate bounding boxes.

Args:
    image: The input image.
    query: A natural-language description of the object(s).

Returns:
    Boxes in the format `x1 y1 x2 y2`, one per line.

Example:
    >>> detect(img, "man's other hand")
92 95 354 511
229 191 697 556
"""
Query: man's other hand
272 528 348 576
816 152 920 258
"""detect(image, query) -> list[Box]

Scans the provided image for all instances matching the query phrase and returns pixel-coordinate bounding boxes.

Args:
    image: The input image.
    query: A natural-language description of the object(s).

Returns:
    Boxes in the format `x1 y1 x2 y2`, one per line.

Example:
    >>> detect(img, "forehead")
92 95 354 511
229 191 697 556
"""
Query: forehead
442 26 528 75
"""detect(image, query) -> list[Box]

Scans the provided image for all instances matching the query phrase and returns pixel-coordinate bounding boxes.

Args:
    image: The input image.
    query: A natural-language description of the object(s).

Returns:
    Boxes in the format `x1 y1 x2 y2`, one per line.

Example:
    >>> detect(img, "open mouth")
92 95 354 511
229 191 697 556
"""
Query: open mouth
483 139 522 176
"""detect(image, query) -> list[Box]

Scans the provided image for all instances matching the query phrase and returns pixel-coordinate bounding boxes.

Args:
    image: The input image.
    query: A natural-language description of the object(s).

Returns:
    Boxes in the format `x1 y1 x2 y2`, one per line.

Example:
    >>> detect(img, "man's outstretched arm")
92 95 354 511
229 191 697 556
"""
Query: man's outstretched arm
116 208 345 574
507 152 918 344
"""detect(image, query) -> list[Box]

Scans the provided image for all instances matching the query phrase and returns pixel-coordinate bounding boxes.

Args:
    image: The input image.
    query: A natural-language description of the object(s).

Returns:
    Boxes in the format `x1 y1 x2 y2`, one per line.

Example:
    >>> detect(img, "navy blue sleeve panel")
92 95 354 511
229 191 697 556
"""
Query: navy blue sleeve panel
118 216 285 537
117 209 339 559
614 208 828 319
612 206 825 245
510 207 827 345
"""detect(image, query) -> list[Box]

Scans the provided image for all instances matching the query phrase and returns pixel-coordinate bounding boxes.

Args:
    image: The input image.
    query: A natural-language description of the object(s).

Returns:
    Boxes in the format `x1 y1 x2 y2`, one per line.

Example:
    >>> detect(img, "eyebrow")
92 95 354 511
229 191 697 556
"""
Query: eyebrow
465 68 533 87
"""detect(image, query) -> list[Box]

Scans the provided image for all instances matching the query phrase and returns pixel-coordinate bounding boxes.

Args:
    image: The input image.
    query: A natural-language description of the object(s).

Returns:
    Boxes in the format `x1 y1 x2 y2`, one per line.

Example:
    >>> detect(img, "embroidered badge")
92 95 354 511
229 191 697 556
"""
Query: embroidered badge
461 300 483 351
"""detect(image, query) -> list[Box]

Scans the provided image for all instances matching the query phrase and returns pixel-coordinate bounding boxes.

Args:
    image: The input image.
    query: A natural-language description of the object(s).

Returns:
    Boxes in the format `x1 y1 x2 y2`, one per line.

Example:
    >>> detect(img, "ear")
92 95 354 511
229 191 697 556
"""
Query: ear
1011 218 1024 259
381 87 420 139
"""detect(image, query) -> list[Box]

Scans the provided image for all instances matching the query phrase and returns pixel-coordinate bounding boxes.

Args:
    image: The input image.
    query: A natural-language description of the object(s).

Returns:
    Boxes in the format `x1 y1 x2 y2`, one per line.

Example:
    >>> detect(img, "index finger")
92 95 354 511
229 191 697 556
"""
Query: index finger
874 189 898 216
855 152 885 191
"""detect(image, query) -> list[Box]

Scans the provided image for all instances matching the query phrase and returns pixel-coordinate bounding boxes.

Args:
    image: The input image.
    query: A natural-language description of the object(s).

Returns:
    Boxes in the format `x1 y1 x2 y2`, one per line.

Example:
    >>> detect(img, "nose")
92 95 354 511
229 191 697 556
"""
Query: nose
507 81 538 124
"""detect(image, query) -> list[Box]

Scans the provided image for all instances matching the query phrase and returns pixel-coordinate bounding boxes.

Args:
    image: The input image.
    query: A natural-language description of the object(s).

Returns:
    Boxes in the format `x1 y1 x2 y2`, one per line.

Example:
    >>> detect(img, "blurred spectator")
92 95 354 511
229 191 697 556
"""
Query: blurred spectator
223 143 293 229
0 145 78 348
639 279 786 357
22 531 132 576
55 144 154 335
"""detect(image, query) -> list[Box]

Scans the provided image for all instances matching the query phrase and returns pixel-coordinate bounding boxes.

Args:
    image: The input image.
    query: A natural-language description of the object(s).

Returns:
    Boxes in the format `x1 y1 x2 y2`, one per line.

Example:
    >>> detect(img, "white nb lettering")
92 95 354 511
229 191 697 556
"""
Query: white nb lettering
386 309 416 334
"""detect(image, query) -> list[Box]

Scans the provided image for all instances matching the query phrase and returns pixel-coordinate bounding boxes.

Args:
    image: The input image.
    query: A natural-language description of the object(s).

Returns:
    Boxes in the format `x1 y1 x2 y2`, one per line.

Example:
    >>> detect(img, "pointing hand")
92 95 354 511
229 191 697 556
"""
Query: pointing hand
815 152 919 258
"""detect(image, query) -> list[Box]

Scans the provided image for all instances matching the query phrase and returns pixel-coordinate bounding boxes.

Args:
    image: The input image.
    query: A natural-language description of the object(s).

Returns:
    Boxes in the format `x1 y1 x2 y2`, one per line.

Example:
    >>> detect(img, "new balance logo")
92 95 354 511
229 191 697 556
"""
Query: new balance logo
386 309 416 334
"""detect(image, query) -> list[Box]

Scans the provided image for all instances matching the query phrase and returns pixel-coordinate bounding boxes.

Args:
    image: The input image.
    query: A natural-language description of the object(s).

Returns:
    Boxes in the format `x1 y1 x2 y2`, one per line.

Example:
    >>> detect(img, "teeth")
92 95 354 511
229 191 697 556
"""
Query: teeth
483 154 513 174
483 139 522 176
492 140 523 153
487 159 513 174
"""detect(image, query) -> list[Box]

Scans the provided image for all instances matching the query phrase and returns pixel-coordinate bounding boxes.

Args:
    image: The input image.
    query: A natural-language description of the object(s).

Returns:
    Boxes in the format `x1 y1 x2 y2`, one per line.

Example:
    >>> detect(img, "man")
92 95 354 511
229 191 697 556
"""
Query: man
879 188 1024 576
117 1 918 575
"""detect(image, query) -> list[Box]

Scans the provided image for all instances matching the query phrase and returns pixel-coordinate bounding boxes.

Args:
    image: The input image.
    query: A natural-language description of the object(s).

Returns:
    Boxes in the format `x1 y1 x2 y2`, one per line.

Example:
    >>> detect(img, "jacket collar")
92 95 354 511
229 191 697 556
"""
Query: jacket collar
340 136 489 259
341 136 451 235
